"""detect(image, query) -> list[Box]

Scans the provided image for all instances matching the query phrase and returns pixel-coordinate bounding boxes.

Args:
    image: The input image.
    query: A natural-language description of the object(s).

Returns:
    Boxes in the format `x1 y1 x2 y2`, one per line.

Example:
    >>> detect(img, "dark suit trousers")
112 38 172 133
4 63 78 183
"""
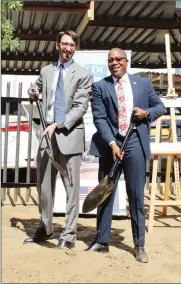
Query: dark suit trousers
96 130 146 246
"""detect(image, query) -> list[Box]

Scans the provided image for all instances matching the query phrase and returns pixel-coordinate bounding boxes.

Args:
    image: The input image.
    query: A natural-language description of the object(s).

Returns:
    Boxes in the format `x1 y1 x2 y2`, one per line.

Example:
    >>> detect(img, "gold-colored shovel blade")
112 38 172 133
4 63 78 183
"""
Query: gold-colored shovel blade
82 175 115 213
45 149 69 180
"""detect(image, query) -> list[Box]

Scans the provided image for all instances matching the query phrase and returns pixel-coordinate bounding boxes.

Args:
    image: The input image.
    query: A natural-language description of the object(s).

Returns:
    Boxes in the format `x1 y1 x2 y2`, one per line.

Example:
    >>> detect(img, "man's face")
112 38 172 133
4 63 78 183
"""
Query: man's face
56 34 76 63
108 50 128 78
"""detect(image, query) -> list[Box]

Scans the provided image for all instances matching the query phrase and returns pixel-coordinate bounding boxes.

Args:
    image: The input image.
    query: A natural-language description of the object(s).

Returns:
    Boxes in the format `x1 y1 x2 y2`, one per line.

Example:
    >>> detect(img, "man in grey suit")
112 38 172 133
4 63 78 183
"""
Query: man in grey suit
24 30 93 249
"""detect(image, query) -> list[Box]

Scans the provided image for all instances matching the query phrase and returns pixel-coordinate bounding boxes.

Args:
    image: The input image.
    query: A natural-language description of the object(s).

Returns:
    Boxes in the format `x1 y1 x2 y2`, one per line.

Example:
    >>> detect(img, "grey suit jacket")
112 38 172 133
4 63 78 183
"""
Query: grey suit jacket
33 60 93 155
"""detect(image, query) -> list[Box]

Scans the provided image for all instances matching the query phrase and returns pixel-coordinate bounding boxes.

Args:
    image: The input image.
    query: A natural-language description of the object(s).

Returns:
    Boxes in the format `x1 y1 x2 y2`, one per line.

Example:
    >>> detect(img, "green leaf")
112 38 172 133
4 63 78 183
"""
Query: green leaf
1 0 23 51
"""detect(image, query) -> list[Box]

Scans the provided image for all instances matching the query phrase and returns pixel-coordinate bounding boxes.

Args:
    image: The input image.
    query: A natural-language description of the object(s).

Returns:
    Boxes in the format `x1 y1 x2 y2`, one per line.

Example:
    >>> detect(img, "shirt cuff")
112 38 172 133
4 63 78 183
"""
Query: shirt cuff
109 141 116 146
55 122 65 129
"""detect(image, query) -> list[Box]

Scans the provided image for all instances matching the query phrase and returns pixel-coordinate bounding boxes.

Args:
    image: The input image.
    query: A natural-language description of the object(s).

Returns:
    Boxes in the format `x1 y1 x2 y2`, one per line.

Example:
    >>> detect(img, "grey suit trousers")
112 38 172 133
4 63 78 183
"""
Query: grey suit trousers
37 133 80 243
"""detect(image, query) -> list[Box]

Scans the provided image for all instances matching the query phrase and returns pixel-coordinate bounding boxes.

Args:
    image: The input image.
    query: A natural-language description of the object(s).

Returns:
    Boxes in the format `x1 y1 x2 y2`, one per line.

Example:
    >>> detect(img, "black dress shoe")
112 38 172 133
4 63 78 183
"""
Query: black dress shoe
23 227 55 244
85 241 109 253
134 246 149 263
55 239 75 249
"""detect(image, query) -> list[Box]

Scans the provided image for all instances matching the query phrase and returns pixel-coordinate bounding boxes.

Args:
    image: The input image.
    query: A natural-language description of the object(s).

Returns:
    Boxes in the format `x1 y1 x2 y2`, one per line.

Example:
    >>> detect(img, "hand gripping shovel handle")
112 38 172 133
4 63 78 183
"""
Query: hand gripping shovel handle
109 110 137 179
29 86 53 153
82 110 137 213
34 98 70 181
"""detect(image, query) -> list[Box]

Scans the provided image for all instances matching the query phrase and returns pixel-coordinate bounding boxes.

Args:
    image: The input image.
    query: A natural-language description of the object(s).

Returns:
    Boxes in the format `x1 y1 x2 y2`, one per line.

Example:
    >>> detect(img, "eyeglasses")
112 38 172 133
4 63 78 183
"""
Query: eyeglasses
60 42 76 48
107 57 128 64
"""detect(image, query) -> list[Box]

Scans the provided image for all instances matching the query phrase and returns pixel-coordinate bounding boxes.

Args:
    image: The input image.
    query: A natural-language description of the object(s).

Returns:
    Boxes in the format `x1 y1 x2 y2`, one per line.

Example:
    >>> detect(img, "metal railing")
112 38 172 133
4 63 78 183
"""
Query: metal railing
1 82 38 202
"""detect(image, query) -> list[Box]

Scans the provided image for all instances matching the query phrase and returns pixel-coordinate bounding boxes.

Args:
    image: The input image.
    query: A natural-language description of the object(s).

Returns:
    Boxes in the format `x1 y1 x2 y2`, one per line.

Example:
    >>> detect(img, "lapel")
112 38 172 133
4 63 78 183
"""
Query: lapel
128 74 139 107
47 62 57 104
105 76 118 109
64 61 76 92
48 62 57 86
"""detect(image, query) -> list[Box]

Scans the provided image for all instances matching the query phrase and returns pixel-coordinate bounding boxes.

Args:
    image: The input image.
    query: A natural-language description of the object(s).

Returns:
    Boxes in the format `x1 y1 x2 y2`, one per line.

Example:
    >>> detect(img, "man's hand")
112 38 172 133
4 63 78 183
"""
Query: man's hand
42 123 57 139
28 85 39 101
133 107 148 121
110 142 124 161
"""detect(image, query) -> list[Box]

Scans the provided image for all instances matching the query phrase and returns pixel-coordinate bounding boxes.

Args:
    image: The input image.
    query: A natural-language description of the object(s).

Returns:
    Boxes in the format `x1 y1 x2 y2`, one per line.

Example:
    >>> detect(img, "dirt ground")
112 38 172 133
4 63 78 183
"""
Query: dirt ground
2 189 181 283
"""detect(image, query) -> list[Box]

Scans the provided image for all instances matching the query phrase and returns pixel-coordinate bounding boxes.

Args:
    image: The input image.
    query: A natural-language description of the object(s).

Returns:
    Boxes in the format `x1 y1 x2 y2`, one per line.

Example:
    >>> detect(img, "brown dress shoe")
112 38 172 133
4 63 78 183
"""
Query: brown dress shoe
134 246 149 263
55 239 75 249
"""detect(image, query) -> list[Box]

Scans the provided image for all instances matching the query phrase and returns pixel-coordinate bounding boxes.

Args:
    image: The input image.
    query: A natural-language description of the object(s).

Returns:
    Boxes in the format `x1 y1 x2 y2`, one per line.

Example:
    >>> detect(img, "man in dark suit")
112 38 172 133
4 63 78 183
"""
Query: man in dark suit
24 30 93 249
86 48 165 262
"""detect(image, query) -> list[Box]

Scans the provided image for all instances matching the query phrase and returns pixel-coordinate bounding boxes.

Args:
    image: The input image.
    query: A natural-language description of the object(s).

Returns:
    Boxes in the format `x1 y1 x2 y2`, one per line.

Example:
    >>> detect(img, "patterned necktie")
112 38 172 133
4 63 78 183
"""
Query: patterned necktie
117 78 129 136
54 64 66 125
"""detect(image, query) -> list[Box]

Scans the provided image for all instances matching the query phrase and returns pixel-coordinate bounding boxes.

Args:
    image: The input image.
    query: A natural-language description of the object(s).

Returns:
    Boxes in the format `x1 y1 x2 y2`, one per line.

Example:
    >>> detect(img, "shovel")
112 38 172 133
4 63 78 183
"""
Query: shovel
82 110 137 213
35 98 70 181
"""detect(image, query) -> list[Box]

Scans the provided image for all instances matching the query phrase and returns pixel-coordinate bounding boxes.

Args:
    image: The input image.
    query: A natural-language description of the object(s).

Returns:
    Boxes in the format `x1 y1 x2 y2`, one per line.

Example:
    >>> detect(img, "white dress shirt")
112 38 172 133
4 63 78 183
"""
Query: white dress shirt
46 58 73 124
110 73 134 145
112 72 134 126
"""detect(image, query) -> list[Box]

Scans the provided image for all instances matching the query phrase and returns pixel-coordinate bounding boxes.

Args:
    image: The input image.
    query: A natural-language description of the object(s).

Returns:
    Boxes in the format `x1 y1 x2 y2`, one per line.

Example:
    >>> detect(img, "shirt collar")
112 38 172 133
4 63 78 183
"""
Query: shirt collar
112 73 129 84
57 58 73 70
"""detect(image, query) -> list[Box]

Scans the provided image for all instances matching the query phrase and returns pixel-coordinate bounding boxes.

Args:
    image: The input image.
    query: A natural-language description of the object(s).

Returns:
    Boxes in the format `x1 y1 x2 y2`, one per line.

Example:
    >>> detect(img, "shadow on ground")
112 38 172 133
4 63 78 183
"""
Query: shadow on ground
9 217 134 254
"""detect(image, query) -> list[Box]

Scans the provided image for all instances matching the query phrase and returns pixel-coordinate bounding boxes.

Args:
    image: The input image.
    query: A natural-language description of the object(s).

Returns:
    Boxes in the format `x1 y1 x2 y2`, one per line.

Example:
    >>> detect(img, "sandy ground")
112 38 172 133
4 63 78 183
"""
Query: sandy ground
2 189 181 283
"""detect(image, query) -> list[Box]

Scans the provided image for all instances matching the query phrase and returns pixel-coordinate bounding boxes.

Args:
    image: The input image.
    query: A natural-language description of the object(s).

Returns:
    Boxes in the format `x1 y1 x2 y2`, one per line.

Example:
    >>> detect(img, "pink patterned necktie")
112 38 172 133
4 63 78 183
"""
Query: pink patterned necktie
117 78 129 136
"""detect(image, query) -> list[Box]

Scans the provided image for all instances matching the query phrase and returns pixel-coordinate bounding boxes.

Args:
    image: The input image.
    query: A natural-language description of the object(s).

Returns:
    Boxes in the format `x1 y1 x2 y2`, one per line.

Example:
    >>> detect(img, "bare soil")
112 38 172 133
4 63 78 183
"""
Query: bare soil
2 189 181 283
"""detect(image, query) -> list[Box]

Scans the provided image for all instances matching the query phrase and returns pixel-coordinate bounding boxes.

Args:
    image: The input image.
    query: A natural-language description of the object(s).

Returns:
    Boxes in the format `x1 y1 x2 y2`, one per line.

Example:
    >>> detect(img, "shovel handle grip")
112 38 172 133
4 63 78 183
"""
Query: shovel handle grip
109 158 120 179
35 99 53 154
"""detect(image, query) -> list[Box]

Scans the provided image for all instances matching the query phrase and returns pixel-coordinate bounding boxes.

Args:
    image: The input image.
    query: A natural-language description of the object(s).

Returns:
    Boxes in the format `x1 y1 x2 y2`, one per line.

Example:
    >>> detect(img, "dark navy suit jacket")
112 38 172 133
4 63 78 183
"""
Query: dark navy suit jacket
90 74 165 160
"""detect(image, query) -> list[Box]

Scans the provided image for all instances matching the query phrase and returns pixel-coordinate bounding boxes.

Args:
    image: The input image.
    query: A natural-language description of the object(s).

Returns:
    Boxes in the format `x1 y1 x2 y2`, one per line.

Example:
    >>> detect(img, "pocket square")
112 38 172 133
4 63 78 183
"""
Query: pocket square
133 81 137 84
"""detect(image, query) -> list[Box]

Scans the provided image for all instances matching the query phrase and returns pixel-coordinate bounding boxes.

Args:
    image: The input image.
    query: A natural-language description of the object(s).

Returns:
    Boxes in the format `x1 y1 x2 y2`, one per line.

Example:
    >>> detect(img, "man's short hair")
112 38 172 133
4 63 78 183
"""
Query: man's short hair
56 30 78 46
